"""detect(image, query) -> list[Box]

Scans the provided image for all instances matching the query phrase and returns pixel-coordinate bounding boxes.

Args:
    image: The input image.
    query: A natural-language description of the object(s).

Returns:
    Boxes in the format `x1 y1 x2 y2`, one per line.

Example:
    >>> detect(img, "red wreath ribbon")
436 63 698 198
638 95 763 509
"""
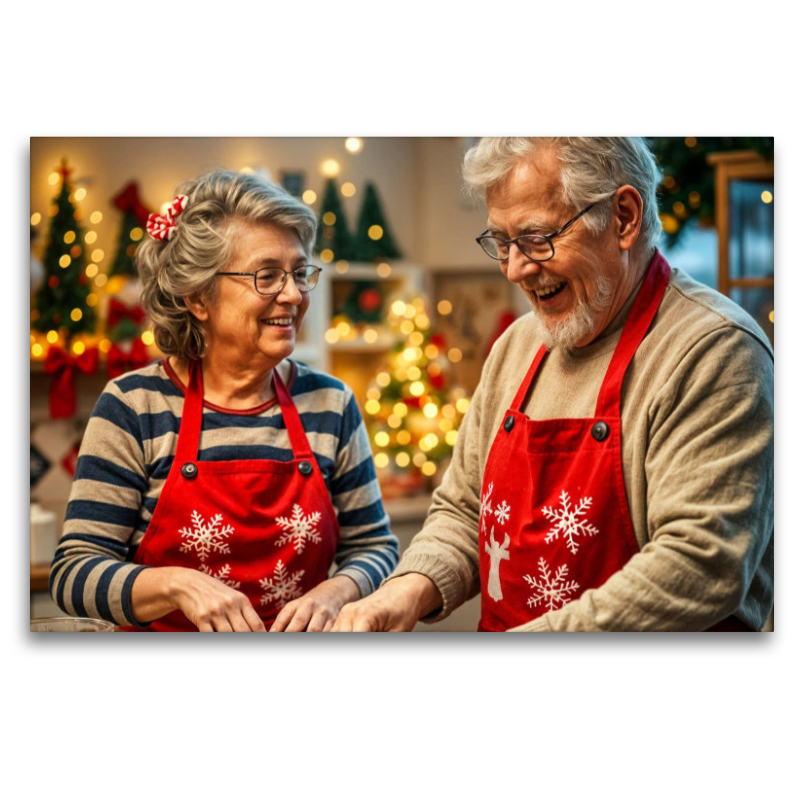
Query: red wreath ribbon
107 338 150 379
146 194 188 241
44 345 100 419
108 298 147 330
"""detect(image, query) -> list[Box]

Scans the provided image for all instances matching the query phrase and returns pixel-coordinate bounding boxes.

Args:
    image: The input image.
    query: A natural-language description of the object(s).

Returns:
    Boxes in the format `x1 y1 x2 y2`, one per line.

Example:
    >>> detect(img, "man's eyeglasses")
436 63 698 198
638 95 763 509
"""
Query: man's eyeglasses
476 204 596 262
218 265 322 296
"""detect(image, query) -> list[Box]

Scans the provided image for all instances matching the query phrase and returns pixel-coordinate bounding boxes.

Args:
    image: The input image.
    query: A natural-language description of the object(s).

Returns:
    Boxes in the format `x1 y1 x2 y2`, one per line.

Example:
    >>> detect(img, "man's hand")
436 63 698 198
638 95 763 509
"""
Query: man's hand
332 573 443 632
269 575 361 632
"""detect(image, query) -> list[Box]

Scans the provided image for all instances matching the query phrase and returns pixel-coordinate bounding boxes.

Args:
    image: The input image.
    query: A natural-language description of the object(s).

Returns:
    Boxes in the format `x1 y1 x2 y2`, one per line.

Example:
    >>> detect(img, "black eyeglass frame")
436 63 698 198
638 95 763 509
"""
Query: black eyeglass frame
476 203 596 262
217 265 323 296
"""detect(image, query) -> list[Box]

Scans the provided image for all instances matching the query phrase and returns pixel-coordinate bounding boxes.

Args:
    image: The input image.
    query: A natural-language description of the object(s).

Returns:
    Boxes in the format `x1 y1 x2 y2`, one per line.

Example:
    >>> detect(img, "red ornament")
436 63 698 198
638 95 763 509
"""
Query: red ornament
48 276 59 289
430 333 446 348
112 181 152 227
358 287 382 313
79 274 88 285
430 373 445 390
53 313 61 324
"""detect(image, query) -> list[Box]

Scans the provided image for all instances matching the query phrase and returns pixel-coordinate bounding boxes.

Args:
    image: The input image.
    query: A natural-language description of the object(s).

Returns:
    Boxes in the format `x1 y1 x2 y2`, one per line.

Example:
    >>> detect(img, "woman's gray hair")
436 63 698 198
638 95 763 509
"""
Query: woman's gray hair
136 170 318 360
463 137 662 257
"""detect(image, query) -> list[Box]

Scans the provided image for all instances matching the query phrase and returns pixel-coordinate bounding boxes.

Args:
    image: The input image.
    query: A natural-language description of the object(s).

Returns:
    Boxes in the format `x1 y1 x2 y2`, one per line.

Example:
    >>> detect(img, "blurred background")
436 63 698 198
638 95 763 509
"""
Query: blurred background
29 136 774 629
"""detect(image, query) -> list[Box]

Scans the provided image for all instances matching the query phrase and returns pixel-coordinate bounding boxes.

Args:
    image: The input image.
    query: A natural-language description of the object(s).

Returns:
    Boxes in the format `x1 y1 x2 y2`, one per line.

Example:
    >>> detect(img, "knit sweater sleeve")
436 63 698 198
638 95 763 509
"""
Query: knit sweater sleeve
510 325 775 632
49 380 151 626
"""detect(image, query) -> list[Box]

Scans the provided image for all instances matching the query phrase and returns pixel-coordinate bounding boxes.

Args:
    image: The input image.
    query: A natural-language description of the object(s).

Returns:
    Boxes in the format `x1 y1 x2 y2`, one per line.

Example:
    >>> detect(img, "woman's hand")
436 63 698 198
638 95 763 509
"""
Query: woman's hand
269 575 361 632
132 567 266 632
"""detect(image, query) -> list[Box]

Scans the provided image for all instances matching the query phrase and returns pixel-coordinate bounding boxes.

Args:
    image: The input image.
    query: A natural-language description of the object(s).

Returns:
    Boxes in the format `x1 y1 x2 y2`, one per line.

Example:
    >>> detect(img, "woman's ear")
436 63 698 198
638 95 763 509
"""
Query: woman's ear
184 294 210 322
614 184 643 252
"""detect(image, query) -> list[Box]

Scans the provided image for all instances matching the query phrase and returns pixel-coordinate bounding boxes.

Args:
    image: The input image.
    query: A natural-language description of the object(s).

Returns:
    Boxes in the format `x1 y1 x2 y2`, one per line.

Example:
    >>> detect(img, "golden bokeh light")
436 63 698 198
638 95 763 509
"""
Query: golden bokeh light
421 461 437 477
323 211 337 226
91 249 105 263
365 399 382 415
437 300 453 315
59 255 71 268
448 348 463 363
320 249 334 263
302 190 317 205
341 182 356 197
72 341 86 355
321 159 340 177
363 327 378 344
64 231 76 244
368 225 383 241
374 431 390 448
345 137 363 153
141 331 155 346
376 262 392 278
396 452 411 468
374 453 390 469
31 212 42 226
85 231 97 244
90 211 103 224
397 430 412 446
761 191 773 204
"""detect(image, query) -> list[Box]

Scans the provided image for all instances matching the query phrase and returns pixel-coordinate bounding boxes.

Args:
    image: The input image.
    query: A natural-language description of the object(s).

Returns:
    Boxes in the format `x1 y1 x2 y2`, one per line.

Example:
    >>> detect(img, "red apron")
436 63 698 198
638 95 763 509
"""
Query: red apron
131 359 339 631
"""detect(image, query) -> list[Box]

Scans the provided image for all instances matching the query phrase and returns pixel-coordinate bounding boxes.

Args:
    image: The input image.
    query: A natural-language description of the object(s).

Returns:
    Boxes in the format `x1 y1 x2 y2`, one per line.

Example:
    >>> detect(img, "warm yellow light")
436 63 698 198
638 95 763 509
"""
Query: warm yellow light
761 191 773 204
445 430 458 446
660 213 679 234
130 227 144 242
400 319 415 335
374 431 390 448
374 453 390 469
85 264 99 278
90 211 103 224
31 343 44 358
95 274 108 287
141 330 155 346
424 344 439 359
59 255 71 268
341 182 356 197
672 201 687 218
688 191 701 208
397 430 412 446
345 137 363 153
663 176 676 189
376 262 392 278
393 402 408 418
439 418 454 432
85 231 97 244
408 331 424 347
320 249 334 263
769 310 774 323
239 166 254 174
396 452 411 468
363 328 378 344
456 398 470 414
419 437 432 453
448 347 463 363
70 308 83 322
437 299 453 315
421 461 437 477
336 321 351 337
409 381 425 397
365 399 382 415
442 404 456 419
91 249 105 263
74 188 87 202
391 300 407 316
31 212 42 226
86 293 98 307
64 231 76 244
685 137 697 147
415 314 430 330
368 225 383 241
423 402 438 419
323 211 337 226
407 366 421 381
402 347 417 363
325 328 340 344
388 414 402 429
321 159 340 177
335 260 350 274
302 190 317 205
367 387 382 401
413 452 427 468
376 371 391 387
46 330 59 344
48 172 59 186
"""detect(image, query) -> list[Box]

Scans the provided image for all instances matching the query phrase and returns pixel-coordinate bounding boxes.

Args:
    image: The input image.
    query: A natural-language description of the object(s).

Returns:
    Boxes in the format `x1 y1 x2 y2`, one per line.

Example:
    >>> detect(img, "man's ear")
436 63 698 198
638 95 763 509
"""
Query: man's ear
614 184 643 252
184 294 210 322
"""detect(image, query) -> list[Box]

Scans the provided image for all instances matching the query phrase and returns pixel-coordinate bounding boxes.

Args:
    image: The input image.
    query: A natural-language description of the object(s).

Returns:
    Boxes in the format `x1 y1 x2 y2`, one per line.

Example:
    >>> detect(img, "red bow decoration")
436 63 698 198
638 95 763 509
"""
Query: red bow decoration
107 338 151 379
146 194 188 242
108 298 147 330
112 181 152 227
44 345 100 419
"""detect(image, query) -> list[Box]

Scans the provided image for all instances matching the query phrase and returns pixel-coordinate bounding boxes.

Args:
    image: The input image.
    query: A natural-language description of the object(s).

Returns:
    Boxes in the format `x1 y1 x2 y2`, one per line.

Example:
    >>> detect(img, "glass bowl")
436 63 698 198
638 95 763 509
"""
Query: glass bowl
30 616 115 632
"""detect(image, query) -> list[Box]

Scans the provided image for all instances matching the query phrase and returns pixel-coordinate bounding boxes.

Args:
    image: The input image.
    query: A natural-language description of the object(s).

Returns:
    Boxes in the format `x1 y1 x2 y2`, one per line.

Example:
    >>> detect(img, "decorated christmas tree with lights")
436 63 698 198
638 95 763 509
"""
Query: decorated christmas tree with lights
108 181 150 277
352 182 402 262
361 296 469 496
315 178 355 261
31 159 96 339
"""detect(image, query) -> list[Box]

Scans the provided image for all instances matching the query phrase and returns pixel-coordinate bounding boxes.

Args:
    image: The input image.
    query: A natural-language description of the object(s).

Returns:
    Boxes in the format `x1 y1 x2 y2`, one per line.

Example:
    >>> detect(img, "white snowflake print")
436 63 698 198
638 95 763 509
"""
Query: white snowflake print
275 503 322 554
179 510 234 563
523 557 581 612
198 563 241 590
259 560 305 609
480 482 494 532
541 489 600 555
494 499 511 526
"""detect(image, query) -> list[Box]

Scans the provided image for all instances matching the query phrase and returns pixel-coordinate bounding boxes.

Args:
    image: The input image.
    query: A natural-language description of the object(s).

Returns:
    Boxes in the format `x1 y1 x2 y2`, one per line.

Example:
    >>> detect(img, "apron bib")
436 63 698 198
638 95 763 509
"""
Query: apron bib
131 360 339 631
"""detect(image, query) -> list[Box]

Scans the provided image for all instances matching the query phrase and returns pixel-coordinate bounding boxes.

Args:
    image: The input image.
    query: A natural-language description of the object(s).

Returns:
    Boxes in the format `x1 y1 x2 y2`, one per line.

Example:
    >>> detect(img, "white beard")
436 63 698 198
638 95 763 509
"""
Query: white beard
529 275 614 351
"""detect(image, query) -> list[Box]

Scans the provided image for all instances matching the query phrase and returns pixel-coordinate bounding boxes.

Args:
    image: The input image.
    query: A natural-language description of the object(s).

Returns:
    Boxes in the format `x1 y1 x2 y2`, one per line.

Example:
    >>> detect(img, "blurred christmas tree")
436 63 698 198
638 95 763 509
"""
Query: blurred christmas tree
108 181 150 278
315 178 355 261
31 159 96 341
648 136 774 248
361 296 469 496
352 182 402 261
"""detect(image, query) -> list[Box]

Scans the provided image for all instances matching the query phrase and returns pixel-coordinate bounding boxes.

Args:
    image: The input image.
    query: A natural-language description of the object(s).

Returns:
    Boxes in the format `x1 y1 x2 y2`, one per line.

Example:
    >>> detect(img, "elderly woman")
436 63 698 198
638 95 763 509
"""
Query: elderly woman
49 170 399 631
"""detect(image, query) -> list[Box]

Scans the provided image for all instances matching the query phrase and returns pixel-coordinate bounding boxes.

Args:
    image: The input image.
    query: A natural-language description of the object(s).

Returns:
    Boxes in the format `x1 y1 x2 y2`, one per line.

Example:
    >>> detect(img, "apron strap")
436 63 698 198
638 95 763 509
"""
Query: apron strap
511 344 549 412
273 367 314 460
174 358 205 464
595 251 671 418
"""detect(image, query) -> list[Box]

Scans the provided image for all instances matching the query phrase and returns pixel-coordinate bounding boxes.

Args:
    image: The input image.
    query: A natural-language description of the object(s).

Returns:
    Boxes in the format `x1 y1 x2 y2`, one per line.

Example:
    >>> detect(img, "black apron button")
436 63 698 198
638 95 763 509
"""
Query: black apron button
503 415 515 432
181 462 198 479
298 461 313 476
591 422 610 442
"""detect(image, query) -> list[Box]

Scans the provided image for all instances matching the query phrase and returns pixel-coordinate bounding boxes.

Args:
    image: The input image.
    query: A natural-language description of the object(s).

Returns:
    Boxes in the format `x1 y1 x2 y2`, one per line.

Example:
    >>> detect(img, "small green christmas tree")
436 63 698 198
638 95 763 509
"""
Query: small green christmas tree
352 182 402 261
108 181 151 278
314 178 355 260
32 159 96 339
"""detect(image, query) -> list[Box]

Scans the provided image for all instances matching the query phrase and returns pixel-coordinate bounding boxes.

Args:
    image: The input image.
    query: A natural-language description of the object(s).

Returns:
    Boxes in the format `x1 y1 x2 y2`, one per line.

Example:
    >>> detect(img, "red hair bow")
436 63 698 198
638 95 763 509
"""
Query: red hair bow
145 194 188 242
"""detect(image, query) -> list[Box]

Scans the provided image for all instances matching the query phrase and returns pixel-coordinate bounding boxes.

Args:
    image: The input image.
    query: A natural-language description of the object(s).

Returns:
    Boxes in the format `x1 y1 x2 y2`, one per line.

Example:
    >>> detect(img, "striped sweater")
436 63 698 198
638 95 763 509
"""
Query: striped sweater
49 358 399 627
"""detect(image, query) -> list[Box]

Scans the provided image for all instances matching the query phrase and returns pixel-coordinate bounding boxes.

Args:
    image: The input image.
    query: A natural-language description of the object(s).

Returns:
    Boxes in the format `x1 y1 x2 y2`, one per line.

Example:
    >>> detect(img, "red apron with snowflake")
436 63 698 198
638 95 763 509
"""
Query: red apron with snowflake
131 360 339 631
477 254 672 632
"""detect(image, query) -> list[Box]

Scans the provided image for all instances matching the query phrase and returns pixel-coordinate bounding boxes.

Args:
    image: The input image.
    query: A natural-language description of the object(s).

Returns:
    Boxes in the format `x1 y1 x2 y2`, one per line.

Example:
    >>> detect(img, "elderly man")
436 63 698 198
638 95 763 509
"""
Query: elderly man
334 137 774 632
